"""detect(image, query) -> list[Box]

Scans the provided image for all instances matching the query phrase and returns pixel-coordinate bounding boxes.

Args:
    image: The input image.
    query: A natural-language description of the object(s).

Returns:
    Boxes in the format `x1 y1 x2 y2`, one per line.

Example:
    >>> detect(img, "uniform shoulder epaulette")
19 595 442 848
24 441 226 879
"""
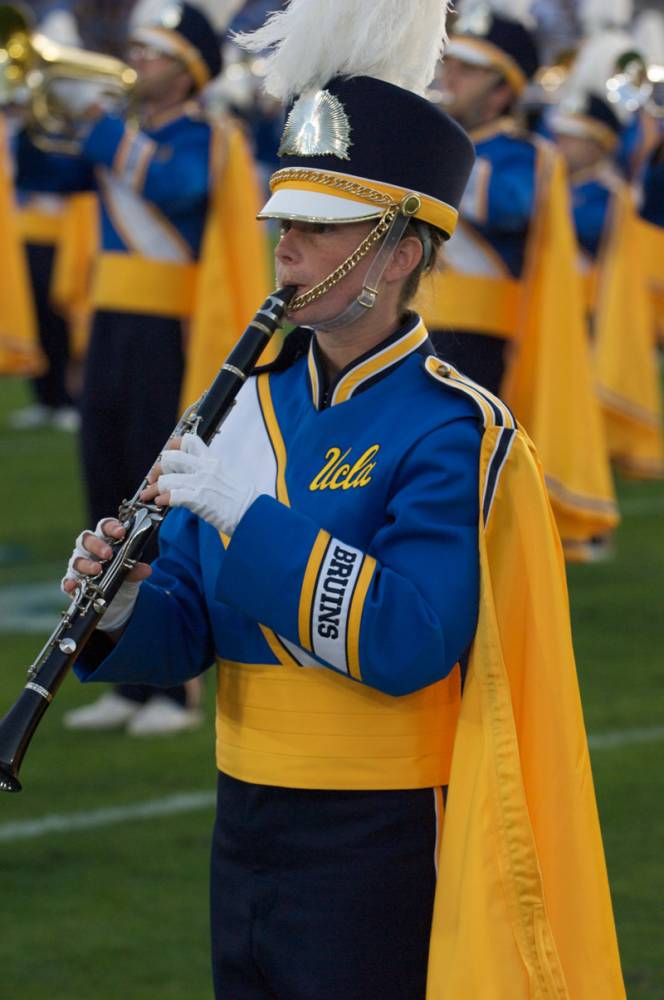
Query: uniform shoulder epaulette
422 355 516 431
423 356 518 523
253 327 312 375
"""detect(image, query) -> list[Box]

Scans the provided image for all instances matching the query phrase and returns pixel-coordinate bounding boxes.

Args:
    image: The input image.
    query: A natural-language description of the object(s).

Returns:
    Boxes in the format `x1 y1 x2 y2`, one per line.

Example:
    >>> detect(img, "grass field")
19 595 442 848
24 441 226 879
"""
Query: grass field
1 375 663 999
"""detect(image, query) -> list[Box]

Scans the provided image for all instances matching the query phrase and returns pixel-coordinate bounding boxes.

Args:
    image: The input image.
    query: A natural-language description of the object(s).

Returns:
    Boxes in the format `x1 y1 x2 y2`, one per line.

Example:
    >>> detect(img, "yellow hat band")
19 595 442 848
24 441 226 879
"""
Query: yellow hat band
267 167 459 237
131 26 211 90
447 35 528 95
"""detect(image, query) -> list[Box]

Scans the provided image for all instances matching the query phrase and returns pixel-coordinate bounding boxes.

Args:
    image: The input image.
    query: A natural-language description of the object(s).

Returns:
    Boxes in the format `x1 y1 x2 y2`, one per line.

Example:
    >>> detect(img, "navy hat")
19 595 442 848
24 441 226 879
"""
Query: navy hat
447 6 540 94
550 92 622 151
131 2 221 89
259 75 476 240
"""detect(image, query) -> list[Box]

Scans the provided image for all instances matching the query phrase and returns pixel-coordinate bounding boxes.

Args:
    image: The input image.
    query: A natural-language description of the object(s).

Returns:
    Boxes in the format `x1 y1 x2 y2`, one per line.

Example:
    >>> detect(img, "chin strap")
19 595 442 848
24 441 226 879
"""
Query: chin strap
289 193 422 333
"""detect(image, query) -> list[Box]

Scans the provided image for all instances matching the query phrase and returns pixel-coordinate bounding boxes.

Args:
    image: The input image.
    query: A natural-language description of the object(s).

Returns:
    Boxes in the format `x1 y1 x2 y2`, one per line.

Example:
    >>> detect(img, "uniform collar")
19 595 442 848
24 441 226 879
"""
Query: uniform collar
468 115 519 145
138 100 198 133
306 312 429 410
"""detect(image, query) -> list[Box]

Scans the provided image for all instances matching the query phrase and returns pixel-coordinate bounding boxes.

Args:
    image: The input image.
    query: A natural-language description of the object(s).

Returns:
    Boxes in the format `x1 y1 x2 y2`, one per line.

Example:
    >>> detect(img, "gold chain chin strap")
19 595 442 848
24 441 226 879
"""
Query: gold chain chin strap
270 168 394 209
288 205 399 312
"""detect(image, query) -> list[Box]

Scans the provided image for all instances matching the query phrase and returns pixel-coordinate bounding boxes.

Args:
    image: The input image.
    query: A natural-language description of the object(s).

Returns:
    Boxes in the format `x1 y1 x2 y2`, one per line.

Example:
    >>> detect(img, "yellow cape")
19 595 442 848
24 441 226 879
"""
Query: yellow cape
593 184 664 480
50 192 99 359
0 116 43 377
426 362 625 998
501 142 619 556
180 118 271 408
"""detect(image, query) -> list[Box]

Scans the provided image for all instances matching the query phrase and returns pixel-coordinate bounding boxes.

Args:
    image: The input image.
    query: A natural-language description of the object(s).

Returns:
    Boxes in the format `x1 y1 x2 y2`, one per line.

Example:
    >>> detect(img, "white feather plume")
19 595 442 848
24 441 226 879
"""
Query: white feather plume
634 9 664 66
188 0 245 32
579 0 633 34
233 0 450 101
129 0 244 33
566 29 638 96
454 0 535 28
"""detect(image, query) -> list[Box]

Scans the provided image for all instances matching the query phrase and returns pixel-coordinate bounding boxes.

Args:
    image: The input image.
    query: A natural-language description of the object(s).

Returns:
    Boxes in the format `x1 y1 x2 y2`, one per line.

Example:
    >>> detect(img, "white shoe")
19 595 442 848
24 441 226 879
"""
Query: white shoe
51 407 80 432
8 403 53 430
126 696 203 736
63 691 142 730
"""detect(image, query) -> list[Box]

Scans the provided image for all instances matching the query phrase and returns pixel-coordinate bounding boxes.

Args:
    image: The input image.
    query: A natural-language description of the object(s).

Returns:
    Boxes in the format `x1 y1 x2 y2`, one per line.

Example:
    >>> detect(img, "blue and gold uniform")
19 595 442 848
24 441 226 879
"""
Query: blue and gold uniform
77 315 481 790
551 93 664 480
14 7 220 524
16 106 213 321
17 2 231 720
418 117 536 392
68 5 625 993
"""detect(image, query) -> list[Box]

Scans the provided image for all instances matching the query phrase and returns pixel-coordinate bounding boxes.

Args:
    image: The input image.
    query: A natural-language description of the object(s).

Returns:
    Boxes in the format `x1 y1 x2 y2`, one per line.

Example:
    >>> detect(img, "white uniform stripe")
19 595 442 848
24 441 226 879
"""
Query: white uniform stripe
311 536 364 673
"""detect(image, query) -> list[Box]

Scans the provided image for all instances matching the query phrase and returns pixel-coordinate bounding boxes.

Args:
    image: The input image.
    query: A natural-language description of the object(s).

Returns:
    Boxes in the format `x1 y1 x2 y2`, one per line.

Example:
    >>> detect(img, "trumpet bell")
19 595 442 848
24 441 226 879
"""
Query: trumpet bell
0 2 137 153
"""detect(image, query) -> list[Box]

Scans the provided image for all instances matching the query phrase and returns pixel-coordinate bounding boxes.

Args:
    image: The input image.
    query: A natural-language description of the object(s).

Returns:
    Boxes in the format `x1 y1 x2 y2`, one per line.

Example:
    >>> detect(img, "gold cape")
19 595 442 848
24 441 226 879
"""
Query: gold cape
426 363 625 998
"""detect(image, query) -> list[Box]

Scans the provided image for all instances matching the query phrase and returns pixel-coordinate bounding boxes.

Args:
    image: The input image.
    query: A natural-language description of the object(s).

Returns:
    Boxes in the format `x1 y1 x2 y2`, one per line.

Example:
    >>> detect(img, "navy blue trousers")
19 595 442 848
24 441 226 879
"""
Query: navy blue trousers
80 309 186 705
210 772 440 1000
27 242 74 410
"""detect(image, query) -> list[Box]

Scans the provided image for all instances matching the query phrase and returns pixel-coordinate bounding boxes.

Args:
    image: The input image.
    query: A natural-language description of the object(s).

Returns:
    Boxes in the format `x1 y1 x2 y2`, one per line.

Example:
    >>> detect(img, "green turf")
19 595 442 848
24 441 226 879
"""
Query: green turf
1 374 663 997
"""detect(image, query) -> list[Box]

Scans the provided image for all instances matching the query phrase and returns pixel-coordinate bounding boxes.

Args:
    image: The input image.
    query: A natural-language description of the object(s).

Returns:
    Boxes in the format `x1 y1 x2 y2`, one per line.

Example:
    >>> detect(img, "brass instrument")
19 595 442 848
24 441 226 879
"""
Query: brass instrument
0 3 136 153
606 50 655 117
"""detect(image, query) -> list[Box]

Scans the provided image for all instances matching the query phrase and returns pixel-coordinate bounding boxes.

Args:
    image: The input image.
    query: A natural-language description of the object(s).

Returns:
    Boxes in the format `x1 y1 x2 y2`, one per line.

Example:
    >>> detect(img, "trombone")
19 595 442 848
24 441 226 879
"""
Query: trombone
0 3 136 154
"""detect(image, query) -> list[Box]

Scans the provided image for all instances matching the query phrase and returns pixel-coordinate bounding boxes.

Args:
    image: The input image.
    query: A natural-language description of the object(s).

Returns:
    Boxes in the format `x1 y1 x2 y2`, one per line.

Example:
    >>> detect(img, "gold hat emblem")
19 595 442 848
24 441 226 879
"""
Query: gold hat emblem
278 89 352 160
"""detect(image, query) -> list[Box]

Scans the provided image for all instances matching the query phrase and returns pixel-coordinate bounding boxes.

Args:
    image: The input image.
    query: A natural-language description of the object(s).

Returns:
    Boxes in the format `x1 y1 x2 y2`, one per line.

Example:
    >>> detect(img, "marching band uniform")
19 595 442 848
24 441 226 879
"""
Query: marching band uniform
18 2 268 732
15 1 222 527
551 92 664 480
69 0 625 995
416 7 619 561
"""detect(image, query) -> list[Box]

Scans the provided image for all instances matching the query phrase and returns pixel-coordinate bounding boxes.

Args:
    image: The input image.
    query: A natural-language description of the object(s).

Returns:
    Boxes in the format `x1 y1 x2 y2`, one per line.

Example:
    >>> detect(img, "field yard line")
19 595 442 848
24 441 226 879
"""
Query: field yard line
0 724 663 844
0 790 215 843
587 724 664 750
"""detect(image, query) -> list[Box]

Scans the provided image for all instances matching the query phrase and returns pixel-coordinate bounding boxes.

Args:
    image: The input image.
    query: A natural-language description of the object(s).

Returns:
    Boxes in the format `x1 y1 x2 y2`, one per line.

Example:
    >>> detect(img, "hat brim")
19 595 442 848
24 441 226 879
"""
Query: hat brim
446 37 527 94
549 113 619 151
257 189 384 224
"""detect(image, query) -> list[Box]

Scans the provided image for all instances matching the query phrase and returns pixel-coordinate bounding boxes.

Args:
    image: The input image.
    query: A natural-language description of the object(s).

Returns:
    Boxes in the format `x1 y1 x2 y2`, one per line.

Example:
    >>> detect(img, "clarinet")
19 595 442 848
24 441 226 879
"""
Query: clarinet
0 287 295 793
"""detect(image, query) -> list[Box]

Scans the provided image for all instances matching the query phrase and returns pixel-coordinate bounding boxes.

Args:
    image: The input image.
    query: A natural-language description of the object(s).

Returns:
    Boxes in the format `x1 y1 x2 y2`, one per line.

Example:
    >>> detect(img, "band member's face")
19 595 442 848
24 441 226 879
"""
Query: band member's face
274 219 378 327
554 133 605 174
127 42 191 100
440 57 506 129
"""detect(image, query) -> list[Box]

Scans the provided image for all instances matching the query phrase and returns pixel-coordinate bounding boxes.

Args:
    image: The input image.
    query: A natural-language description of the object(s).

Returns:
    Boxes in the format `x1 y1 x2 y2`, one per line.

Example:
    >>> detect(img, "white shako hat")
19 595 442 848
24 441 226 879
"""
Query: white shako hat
235 0 475 241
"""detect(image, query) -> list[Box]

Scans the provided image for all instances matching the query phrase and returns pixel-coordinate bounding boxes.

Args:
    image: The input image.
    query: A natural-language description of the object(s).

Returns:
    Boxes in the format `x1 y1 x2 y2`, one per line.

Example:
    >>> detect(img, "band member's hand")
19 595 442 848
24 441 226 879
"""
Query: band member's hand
61 519 151 631
141 433 259 537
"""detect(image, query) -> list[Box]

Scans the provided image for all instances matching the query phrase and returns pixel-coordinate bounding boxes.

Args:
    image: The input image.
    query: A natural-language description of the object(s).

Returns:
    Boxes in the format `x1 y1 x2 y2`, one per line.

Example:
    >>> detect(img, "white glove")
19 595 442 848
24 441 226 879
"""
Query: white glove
158 433 258 537
61 519 141 632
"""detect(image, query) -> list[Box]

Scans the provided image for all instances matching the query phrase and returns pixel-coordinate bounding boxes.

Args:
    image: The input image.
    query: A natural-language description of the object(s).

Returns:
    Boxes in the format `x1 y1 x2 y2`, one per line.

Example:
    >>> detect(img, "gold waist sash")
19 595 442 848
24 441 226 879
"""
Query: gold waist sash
91 252 197 318
215 659 460 790
18 207 63 245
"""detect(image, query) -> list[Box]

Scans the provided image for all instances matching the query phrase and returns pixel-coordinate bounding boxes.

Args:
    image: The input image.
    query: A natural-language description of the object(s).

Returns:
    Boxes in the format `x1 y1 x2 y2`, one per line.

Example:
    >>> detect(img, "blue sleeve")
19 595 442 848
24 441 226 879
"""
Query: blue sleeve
217 417 481 696
15 129 95 194
485 149 536 232
74 508 215 687
82 115 211 213
571 182 610 258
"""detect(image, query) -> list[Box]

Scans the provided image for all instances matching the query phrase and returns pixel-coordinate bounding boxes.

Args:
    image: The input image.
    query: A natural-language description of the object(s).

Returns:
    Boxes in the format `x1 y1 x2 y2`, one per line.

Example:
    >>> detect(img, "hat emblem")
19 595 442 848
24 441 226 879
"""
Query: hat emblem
278 89 352 160
161 3 184 29
455 4 493 37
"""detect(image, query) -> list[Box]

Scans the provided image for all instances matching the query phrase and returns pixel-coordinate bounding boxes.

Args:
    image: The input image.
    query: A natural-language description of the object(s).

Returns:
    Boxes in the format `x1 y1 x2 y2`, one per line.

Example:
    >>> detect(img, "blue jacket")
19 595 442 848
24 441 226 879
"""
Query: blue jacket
459 118 538 278
16 108 213 259
76 315 482 699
